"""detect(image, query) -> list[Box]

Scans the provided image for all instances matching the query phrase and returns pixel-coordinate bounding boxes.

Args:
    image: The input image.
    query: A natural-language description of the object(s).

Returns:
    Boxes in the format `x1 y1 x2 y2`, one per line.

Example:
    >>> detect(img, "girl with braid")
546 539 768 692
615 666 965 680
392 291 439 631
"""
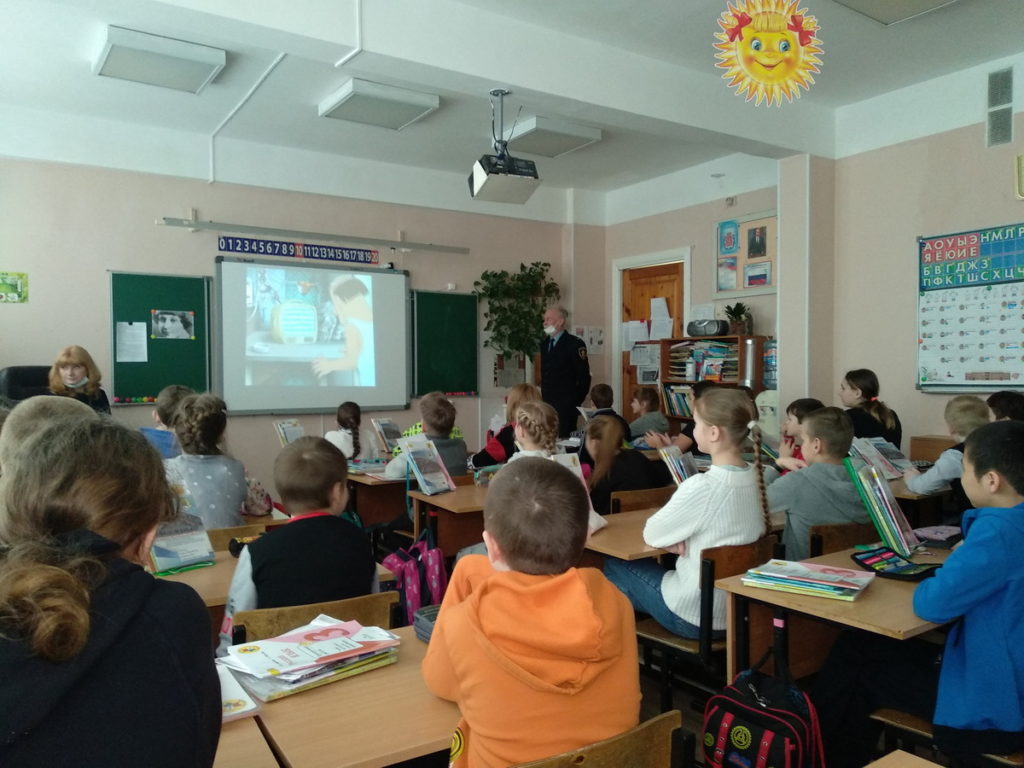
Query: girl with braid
604 388 769 638
165 393 271 529
840 368 902 447
506 400 558 462
325 400 373 461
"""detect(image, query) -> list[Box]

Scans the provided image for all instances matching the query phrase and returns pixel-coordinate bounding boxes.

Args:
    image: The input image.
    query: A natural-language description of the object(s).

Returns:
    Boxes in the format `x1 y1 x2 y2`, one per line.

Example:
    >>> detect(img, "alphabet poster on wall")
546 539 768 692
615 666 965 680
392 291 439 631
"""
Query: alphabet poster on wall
917 222 1024 391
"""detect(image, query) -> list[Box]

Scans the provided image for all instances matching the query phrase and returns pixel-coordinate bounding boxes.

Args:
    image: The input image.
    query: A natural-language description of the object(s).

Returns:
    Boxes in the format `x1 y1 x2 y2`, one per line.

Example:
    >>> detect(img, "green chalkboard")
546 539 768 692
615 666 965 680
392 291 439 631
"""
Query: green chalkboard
110 272 210 403
414 291 478 396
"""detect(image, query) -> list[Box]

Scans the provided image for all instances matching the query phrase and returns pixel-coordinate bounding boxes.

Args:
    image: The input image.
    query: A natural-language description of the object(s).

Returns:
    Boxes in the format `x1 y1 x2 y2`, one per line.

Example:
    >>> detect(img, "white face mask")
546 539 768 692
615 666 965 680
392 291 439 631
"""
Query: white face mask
543 325 557 336
67 376 90 389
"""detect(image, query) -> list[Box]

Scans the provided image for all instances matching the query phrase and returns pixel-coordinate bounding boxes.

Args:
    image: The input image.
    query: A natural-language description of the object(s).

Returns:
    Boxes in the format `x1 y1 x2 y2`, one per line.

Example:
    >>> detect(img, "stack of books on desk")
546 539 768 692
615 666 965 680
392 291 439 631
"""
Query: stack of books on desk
218 615 400 702
741 559 875 601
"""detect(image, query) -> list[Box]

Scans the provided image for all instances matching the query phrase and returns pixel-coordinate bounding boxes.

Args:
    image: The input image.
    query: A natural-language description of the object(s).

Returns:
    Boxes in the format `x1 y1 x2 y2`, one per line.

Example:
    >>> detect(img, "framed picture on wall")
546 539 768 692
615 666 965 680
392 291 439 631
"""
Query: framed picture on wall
716 211 777 298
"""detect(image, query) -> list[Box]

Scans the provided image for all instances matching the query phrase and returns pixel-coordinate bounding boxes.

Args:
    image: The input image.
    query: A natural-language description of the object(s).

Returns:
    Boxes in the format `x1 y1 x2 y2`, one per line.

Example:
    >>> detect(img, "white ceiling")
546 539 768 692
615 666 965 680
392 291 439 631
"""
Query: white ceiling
2 0 1022 194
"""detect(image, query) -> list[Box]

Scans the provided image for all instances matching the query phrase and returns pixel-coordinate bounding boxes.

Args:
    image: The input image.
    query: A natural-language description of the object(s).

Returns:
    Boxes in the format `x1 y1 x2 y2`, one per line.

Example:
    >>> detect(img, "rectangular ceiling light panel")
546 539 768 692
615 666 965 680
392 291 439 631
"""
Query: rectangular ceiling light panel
93 26 225 94
318 79 440 130
831 0 960 25
506 115 602 158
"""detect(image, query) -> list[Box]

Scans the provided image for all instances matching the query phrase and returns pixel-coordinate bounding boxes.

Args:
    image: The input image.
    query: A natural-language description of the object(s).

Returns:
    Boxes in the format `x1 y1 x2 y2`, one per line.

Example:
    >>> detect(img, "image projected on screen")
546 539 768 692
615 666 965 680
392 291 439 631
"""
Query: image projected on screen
245 267 375 387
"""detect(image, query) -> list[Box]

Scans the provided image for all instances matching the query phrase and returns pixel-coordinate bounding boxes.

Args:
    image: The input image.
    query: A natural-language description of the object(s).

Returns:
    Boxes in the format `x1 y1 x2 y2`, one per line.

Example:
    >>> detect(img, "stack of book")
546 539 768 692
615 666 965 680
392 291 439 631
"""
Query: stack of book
659 445 699 486
741 559 875 601
662 384 693 417
844 458 921 558
668 339 739 382
217 615 400 702
668 341 696 379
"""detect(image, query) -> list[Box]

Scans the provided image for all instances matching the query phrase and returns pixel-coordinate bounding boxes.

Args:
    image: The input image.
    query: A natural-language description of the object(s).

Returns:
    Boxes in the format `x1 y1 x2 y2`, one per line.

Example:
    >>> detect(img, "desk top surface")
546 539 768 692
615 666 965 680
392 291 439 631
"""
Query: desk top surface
161 552 393 608
716 548 950 639
408 484 488 513
256 625 459 768
584 509 664 560
348 471 402 487
214 716 278 768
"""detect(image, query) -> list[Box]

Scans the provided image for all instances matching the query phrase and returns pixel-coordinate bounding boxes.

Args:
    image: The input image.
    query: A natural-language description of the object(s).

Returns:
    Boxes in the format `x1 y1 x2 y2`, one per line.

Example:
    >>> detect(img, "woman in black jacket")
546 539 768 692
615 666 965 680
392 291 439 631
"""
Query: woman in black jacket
0 417 220 767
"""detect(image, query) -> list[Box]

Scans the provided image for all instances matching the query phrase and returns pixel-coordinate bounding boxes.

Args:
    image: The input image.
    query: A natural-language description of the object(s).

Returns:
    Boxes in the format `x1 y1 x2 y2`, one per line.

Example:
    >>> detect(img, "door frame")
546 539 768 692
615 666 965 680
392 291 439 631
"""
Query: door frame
610 247 692 412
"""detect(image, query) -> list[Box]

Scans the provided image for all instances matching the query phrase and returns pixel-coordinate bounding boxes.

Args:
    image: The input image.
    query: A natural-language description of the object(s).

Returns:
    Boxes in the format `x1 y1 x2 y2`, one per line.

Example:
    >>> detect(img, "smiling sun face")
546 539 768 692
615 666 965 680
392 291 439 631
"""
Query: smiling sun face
715 0 822 106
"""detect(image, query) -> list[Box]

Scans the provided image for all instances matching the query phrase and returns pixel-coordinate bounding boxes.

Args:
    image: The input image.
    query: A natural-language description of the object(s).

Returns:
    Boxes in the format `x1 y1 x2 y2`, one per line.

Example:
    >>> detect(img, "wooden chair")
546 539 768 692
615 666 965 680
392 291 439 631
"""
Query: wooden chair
609 485 676 514
206 523 266 551
870 709 1024 766
512 710 690 768
452 473 476 487
637 535 775 711
232 592 399 644
808 521 878 558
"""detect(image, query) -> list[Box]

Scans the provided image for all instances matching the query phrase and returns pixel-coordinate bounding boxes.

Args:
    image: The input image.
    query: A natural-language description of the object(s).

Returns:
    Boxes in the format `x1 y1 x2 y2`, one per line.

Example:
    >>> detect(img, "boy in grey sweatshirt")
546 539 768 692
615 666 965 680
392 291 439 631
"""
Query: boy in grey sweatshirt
768 406 869 561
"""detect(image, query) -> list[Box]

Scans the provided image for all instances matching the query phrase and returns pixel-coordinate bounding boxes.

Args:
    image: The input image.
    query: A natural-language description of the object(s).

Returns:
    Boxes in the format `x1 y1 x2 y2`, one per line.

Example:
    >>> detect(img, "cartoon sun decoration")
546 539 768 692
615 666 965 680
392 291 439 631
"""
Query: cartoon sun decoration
714 0 823 106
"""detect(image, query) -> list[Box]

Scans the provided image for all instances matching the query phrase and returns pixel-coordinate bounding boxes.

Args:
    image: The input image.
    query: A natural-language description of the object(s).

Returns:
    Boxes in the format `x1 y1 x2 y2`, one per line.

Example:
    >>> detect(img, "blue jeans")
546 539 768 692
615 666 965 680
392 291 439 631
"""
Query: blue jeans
603 557 703 639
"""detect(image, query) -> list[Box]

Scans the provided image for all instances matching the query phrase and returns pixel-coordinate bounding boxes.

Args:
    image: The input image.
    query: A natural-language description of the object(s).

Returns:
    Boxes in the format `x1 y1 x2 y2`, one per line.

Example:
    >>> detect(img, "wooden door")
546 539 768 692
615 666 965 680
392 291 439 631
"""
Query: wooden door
621 263 684 409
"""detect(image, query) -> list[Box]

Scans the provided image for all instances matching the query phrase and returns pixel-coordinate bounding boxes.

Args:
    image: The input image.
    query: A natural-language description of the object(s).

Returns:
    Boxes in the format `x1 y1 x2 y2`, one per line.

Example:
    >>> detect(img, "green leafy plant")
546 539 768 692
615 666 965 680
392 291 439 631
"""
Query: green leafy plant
473 261 561 358
724 302 750 321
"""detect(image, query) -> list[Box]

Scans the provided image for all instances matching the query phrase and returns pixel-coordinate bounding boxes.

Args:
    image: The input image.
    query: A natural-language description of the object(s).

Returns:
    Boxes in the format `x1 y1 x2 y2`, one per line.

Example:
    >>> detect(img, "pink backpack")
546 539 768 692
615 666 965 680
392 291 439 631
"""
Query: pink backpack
382 536 448 626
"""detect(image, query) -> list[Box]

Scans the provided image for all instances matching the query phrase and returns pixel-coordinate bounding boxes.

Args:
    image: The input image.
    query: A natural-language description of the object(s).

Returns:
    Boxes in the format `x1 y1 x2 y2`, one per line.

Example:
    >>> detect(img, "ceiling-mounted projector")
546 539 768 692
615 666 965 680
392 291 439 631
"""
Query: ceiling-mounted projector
469 154 540 204
468 88 540 204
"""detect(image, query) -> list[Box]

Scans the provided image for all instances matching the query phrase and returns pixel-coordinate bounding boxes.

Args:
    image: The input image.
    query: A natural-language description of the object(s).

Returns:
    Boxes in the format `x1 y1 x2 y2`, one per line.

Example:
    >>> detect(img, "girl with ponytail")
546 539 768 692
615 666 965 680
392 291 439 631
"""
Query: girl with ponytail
839 368 902 447
604 387 769 638
0 418 220 765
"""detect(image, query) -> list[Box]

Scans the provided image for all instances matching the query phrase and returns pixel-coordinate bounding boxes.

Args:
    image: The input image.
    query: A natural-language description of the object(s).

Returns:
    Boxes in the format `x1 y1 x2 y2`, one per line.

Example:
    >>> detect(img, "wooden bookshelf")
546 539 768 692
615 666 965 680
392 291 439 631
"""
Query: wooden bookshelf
654 335 768 421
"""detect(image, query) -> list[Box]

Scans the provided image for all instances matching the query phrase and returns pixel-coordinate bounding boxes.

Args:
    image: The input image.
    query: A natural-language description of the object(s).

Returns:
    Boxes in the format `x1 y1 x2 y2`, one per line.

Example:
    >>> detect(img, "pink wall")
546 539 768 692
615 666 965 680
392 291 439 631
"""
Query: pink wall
0 158 567 484
833 116 1024 444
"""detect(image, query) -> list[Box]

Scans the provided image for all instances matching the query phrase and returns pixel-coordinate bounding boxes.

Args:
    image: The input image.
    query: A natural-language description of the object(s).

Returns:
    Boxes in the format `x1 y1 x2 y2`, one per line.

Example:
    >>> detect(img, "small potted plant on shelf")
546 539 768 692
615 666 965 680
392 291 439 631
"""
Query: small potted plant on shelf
724 302 753 335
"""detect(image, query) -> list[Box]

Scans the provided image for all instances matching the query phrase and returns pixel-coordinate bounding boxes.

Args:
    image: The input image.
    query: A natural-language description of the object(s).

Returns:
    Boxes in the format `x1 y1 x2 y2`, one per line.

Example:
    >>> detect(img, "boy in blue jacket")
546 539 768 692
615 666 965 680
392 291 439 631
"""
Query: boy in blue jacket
814 419 1024 766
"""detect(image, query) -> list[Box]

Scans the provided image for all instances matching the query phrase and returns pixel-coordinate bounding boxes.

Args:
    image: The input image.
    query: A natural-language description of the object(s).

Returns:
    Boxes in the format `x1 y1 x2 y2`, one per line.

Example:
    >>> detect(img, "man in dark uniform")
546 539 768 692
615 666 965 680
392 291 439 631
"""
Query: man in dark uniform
540 306 592 437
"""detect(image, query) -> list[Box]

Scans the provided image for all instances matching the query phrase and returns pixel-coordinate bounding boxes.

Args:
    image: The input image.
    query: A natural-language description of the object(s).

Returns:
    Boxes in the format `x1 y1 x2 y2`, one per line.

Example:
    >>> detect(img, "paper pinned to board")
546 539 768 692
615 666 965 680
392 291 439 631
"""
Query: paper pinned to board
115 322 148 362
621 320 649 348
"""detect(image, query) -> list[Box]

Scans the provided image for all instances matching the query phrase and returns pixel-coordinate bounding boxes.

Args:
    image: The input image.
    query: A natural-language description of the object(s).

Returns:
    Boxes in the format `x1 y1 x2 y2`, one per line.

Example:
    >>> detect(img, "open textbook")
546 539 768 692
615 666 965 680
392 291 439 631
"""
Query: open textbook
397 434 456 495
371 417 403 454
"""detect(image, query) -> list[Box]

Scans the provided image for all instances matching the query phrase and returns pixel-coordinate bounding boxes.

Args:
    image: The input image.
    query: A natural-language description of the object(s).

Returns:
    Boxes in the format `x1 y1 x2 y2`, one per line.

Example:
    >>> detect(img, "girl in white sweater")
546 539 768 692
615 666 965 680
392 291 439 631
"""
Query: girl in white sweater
604 388 770 637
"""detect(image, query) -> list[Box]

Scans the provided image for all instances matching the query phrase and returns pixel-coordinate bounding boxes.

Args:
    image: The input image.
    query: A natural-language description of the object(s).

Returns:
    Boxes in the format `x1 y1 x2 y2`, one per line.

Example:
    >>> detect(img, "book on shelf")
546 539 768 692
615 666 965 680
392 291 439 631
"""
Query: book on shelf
273 418 304 446
149 513 215 573
218 615 401 702
843 458 920 558
849 437 903 480
397 435 456 495
661 384 693 418
370 417 403 454
658 445 699 486
741 559 875 601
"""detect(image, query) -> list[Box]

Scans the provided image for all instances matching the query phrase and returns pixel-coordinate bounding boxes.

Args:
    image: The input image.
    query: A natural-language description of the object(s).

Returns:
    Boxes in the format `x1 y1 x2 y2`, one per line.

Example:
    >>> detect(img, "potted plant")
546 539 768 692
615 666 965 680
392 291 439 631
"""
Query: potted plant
474 262 561 366
724 302 753 335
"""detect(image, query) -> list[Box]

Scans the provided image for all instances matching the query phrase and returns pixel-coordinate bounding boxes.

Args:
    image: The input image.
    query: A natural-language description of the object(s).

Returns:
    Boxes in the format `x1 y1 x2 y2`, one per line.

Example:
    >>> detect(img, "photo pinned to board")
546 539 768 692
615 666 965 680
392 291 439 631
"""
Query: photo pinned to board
151 309 196 339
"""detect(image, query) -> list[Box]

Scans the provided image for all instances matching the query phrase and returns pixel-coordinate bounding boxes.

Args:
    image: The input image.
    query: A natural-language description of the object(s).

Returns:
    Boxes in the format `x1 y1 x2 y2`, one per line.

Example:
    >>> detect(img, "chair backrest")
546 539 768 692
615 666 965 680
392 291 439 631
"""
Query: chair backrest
808 522 878 558
512 710 682 768
451 473 476 487
697 536 775 661
233 591 400 643
206 523 267 551
0 366 51 402
609 485 675 514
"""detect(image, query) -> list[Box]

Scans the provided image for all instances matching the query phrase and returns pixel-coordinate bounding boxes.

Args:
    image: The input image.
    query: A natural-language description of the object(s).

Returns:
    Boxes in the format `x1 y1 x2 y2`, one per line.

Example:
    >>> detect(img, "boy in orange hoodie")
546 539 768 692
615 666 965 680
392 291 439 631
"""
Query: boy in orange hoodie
421 457 640 768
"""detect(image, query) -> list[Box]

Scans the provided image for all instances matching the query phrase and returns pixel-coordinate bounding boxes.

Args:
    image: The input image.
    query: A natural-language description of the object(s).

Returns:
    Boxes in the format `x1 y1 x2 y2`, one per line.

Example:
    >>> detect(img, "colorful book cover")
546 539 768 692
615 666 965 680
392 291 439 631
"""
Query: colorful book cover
398 435 456 495
149 513 214 573
371 417 403 454
743 559 875 601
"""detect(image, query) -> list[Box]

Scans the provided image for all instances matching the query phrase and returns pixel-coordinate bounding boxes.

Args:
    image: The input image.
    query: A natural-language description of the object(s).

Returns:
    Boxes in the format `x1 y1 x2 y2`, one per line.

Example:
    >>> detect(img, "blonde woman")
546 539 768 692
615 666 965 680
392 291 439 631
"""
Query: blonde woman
48 345 110 414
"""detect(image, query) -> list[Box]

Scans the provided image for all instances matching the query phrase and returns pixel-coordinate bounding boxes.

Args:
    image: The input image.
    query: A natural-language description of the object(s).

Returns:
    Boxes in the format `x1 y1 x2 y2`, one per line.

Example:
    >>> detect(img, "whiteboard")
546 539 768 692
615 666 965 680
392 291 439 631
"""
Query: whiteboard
917 222 1024 392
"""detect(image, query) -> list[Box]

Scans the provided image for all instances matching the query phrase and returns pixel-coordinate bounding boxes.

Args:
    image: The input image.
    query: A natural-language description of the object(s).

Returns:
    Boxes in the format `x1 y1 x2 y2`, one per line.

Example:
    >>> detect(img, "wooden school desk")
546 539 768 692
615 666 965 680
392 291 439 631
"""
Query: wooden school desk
584 508 665 560
255 625 459 768
866 750 943 768
716 547 950 679
347 472 407 527
408 484 489 556
214 717 278 768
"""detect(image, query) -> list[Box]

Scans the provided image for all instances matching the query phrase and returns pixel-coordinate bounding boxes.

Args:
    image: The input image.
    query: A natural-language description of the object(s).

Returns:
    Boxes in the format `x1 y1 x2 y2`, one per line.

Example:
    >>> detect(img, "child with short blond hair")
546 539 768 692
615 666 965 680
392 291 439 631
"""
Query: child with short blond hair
903 395 989 507
423 458 640 767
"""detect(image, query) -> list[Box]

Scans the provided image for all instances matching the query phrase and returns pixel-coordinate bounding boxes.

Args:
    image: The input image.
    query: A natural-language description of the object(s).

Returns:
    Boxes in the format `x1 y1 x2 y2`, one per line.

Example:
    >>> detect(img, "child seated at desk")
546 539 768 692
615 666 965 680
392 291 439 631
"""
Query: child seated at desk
902 395 988 514
643 379 718 456
0 417 220 766
628 386 669 439
139 384 192 459
218 437 375 655
840 368 902 447
506 400 558 462
585 415 670 515
384 392 468 479
422 458 640 768
471 382 541 467
604 388 769 638
766 406 869 561
775 397 824 473
987 390 1024 422
813 420 1024 767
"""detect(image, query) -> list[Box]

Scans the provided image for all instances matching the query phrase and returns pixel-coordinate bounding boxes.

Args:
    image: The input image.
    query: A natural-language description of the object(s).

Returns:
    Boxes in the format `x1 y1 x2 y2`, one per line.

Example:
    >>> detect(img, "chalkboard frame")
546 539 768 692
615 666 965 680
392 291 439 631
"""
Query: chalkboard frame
413 291 479 397
109 271 211 404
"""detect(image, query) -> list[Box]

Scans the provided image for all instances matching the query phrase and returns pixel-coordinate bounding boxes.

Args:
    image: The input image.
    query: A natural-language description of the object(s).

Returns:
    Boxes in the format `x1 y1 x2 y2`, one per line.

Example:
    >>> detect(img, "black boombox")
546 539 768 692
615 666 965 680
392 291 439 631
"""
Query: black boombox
686 320 731 337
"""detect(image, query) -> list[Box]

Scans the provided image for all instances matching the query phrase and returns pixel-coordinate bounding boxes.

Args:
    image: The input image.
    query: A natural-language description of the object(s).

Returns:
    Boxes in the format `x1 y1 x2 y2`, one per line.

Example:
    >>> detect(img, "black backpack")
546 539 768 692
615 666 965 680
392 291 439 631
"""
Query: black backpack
703 621 826 768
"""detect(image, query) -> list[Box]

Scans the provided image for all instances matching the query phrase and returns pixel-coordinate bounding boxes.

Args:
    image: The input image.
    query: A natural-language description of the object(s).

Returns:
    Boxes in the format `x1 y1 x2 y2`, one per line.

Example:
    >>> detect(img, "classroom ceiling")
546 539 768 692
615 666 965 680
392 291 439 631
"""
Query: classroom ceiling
2 0 1022 195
